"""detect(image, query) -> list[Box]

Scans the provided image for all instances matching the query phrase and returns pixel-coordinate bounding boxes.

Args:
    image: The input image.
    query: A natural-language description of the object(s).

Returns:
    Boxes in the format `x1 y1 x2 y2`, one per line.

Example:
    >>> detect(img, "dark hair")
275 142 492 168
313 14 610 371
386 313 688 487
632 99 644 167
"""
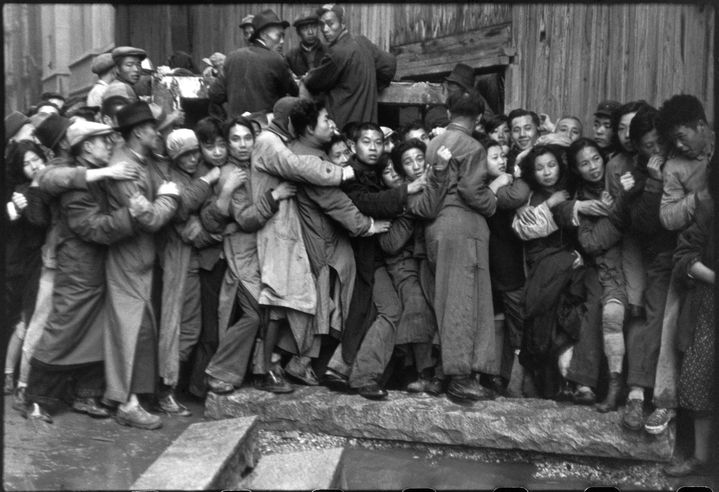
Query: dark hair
352 122 383 143
629 104 660 147
194 117 224 145
6 140 47 189
611 100 648 148
399 120 427 142
476 135 502 152
167 51 198 74
446 89 484 118
391 138 426 177
101 95 130 118
341 121 360 141
377 152 394 182
567 137 603 171
34 101 60 115
507 109 540 129
223 116 256 141
520 144 566 191
325 133 349 153
657 94 708 140
484 114 509 134
289 98 325 137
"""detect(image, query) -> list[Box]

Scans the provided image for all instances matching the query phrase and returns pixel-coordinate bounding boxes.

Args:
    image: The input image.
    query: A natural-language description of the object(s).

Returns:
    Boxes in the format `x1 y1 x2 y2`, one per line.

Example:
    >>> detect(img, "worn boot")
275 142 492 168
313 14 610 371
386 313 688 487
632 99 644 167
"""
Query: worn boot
596 372 623 413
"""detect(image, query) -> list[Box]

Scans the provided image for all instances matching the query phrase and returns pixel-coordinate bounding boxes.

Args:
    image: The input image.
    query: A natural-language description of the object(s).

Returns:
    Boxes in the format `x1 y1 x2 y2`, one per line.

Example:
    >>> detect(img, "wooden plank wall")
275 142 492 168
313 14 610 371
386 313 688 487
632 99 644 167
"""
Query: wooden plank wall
116 3 714 124
505 3 715 126
187 3 393 65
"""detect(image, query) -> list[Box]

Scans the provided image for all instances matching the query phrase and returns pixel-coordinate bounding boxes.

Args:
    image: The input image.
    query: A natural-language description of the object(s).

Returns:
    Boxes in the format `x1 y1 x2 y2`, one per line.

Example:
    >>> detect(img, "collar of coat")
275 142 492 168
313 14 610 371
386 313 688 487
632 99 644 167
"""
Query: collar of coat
300 40 321 52
330 29 350 47
348 154 379 177
445 122 473 136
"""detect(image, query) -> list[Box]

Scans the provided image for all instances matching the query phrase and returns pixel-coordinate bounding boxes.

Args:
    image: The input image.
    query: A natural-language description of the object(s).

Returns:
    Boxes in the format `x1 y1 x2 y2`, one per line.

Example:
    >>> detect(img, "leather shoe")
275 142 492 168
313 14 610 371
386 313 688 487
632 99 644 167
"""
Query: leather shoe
572 386 596 405
664 456 711 477
555 380 575 402
206 375 234 394
26 402 53 423
72 397 111 418
447 376 494 402
405 378 428 393
321 369 350 392
425 377 444 396
285 356 320 386
116 404 162 430
256 368 294 394
357 383 388 400
157 392 192 417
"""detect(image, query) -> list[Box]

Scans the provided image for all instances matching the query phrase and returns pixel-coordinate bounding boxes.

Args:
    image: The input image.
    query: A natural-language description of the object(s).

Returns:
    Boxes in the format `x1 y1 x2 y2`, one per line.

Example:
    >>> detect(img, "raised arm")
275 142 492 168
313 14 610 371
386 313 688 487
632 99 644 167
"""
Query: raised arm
303 185 371 236
62 189 134 245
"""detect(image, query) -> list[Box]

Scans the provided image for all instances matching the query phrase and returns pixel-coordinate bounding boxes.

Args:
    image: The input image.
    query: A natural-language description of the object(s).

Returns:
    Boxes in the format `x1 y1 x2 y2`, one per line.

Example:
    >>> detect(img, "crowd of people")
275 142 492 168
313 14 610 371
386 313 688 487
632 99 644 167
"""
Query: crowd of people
4 3 715 478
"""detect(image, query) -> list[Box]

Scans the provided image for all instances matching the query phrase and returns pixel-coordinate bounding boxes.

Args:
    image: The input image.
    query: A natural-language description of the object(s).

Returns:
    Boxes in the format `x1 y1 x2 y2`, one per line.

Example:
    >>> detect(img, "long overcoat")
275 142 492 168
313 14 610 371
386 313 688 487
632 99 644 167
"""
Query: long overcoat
157 164 214 387
303 31 396 129
424 123 499 376
289 140 370 336
32 157 135 366
103 146 178 402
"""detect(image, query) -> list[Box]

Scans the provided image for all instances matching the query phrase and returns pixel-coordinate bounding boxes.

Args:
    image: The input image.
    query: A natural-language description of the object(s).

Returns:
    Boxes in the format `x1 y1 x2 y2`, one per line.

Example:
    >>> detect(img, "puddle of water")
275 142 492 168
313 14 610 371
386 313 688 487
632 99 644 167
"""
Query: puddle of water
336 447 591 490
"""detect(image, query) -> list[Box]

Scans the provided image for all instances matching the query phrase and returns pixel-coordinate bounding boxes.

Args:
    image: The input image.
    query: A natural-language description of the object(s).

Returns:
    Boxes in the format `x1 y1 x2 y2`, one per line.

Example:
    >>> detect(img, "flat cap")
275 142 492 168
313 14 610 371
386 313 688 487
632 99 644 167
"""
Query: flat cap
91 53 115 74
594 100 622 118
5 111 31 141
293 13 320 28
111 46 147 62
202 52 226 67
316 3 344 19
67 120 113 148
239 14 254 28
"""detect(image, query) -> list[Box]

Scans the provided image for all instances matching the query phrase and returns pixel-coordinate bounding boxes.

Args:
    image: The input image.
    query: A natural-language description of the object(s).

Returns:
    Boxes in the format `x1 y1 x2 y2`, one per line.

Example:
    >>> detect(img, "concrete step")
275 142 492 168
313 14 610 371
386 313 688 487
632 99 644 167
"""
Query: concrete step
239 447 345 490
206 387 674 462
131 416 258 490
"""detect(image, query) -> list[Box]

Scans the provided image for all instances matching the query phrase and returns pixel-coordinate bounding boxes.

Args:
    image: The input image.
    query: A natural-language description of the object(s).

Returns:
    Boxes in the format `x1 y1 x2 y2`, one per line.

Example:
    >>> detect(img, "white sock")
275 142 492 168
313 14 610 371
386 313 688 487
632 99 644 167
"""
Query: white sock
628 386 644 401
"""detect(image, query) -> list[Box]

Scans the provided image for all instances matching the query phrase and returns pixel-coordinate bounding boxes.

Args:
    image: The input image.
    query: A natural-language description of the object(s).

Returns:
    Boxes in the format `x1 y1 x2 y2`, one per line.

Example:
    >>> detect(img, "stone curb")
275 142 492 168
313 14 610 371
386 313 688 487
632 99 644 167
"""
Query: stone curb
131 415 259 490
206 387 675 462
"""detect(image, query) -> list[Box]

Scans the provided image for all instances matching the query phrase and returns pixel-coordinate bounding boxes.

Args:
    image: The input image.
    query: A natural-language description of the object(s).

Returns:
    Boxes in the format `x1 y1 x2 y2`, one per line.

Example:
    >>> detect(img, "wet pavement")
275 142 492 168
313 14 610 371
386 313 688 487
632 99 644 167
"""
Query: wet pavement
3 394 206 491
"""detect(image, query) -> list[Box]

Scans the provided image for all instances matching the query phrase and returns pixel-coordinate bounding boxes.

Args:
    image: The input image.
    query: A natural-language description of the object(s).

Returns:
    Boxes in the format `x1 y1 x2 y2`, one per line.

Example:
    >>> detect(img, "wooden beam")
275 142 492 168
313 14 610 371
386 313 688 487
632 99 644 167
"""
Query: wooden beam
392 23 513 79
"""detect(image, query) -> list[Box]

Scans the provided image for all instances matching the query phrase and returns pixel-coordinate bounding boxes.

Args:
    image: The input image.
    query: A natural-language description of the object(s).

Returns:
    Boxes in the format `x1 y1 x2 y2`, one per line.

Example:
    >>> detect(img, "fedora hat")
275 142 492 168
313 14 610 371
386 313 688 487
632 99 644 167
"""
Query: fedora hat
445 63 475 92
35 114 72 150
239 14 254 29
115 101 156 131
250 9 289 41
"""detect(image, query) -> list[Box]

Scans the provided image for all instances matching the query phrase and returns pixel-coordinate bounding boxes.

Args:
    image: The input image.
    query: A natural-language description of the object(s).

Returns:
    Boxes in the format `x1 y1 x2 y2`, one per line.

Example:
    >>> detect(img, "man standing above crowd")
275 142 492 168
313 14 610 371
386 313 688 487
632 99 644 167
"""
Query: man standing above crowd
302 3 396 129
103 46 146 103
286 13 326 77
209 9 298 119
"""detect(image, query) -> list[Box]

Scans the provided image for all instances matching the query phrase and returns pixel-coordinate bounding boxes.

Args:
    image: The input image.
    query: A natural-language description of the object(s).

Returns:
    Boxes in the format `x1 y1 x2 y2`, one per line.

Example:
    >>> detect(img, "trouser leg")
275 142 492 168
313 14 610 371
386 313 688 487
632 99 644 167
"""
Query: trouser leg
348 267 401 388
567 267 603 388
19 266 56 385
178 264 202 362
652 269 682 409
205 281 260 386
626 250 672 388
189 259 226 397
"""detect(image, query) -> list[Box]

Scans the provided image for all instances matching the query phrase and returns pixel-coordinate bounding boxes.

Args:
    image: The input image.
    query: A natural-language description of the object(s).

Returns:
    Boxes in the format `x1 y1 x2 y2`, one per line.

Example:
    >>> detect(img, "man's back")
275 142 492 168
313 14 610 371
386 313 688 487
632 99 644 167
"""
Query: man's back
304 32 395 129
209 43 298 118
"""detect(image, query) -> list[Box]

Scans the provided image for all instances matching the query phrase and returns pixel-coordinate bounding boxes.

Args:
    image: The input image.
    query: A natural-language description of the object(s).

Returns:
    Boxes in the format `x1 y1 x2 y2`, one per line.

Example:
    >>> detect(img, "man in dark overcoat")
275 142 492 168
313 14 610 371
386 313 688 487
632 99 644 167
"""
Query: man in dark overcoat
209 9 298 119
302 4 396 129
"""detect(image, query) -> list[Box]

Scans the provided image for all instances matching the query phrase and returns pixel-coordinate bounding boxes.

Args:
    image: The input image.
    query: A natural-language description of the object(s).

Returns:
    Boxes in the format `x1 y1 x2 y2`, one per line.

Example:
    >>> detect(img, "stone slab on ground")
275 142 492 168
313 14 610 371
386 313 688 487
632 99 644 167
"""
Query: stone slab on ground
132 416 258 491
240 447 344 490
206 387 674 462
